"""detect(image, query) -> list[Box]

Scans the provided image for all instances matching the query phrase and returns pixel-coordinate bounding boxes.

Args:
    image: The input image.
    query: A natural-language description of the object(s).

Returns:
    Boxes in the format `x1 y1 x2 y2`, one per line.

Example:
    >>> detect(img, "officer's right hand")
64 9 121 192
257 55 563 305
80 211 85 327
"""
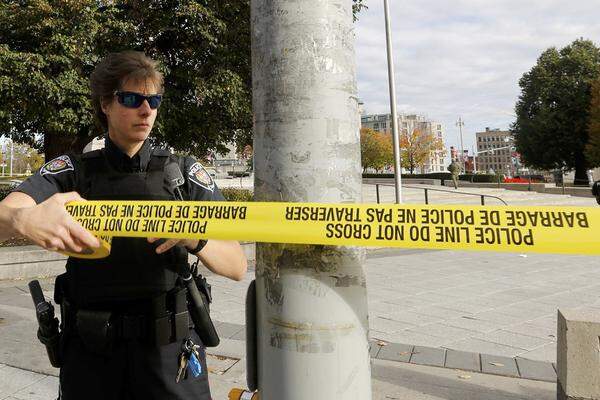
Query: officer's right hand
13 192 100 253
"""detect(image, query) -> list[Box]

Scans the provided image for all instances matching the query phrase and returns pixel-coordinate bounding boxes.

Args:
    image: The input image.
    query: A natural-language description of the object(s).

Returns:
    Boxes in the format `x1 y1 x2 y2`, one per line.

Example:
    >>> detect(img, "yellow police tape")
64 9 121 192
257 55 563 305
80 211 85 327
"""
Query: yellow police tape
62 200 600 259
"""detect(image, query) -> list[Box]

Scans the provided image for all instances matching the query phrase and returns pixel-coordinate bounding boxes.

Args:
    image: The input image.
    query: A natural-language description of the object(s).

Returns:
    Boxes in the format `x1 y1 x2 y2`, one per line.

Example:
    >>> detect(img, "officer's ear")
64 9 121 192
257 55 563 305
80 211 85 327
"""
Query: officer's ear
100 96 113 116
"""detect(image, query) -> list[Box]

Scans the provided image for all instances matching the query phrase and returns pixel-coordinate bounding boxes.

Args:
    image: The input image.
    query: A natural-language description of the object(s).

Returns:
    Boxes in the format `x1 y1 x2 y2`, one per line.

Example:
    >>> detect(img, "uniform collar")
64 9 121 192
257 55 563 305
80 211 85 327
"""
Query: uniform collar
104 136 152 172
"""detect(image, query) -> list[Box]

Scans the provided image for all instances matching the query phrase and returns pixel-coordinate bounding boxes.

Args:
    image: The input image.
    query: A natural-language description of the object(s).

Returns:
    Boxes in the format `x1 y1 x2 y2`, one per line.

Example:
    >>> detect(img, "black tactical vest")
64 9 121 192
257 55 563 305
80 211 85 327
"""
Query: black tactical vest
64 148 187 308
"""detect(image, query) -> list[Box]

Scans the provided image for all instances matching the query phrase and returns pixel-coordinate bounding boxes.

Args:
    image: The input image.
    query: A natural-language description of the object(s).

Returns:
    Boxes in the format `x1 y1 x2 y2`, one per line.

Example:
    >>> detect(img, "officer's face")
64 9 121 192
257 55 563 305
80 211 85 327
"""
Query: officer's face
102 78 158 149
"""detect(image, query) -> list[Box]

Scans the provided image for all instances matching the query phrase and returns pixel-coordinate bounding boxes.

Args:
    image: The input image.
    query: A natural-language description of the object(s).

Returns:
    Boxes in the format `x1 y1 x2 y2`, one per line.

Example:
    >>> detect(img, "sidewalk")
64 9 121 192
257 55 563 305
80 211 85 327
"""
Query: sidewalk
0 354 556 400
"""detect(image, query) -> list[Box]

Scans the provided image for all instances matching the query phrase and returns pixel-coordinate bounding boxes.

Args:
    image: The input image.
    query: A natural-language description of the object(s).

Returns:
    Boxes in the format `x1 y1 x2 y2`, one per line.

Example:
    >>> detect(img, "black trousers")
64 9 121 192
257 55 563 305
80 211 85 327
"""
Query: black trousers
58 329 212 400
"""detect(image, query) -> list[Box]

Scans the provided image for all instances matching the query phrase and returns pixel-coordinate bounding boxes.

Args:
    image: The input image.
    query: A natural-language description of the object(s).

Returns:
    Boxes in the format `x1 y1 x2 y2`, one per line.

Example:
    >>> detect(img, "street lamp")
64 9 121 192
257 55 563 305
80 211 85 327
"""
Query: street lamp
473 136 514 174
383 0 402 204
456 117 465 173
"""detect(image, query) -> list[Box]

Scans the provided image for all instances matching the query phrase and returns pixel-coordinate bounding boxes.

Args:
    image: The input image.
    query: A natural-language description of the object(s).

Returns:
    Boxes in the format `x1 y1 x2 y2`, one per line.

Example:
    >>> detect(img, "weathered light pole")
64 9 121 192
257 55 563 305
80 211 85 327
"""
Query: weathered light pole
383 0 403 203
251 0 371 399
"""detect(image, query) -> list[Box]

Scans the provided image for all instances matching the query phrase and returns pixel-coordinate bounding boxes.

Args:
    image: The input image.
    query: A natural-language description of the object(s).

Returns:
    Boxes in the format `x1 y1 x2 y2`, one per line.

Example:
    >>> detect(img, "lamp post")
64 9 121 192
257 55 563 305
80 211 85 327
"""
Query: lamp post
456 117 465 173
383 0 402 204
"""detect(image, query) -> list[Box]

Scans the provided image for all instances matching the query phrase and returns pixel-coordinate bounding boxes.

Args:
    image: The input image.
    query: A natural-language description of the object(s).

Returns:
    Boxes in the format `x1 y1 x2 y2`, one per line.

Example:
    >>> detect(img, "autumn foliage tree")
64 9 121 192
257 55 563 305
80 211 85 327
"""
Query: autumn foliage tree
400 128 444 174
360 128 393 172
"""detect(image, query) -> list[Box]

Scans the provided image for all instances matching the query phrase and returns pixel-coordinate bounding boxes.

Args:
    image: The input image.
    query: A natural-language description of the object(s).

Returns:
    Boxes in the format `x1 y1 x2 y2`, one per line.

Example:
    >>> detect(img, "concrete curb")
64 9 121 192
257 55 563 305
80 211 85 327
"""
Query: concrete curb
0 242 257 281
213 319 557 383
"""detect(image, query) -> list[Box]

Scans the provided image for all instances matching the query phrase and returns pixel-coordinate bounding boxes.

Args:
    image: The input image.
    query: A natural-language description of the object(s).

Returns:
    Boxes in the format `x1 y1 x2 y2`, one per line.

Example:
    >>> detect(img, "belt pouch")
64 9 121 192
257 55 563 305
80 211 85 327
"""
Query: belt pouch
151 294 171 346
76 310 114 355
173 288 189 341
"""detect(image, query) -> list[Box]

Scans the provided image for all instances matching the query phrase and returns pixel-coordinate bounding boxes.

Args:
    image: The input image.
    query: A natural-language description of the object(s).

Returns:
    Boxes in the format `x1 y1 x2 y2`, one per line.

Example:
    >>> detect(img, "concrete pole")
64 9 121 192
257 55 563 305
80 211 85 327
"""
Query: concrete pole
251 1 371 399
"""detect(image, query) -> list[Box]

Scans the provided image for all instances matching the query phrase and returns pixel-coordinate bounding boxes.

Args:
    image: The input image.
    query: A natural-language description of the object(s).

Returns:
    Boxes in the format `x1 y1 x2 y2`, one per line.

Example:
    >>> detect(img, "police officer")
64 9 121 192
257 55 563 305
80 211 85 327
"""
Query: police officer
0 51 247 399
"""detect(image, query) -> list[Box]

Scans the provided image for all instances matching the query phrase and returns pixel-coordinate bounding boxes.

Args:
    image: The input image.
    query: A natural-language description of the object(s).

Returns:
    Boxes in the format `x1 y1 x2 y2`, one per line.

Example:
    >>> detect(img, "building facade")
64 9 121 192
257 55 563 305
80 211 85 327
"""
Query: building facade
475 127 517 175
360 113 447 173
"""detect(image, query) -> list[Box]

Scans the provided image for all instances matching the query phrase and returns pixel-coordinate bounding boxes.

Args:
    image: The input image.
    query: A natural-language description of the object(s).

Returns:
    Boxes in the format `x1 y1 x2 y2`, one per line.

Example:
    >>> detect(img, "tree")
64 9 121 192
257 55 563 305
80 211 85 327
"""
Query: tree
0 1 366 161
512 39 600 185
585 78 600 167
0 0 100 159
360 128 393 172
400 127 444 174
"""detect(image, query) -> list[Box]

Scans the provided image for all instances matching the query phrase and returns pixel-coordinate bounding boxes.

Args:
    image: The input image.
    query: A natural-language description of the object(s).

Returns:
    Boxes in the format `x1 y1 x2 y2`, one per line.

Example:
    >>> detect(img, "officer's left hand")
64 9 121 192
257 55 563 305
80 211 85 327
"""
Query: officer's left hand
147 237 199 254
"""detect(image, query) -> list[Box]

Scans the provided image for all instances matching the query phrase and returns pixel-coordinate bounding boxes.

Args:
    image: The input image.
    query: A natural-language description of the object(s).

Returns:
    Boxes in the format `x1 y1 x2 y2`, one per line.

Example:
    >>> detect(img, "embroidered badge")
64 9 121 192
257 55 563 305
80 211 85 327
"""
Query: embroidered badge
40 155 74 176
188 162 214 192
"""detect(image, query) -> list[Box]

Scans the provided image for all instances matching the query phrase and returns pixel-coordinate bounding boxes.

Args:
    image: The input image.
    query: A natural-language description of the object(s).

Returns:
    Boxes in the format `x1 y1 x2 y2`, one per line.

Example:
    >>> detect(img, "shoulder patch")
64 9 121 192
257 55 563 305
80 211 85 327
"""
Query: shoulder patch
188 162 215 192
40 155 74 176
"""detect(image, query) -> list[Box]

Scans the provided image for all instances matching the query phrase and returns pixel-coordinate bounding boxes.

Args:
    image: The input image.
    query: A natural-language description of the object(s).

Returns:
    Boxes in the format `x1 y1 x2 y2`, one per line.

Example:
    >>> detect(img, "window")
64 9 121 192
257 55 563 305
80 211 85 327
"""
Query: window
374 123 379 129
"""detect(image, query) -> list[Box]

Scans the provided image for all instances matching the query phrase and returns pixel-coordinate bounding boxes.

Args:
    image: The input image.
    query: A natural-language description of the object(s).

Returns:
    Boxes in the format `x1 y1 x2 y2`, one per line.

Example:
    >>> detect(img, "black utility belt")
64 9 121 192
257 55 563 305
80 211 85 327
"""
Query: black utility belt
62 301 191 352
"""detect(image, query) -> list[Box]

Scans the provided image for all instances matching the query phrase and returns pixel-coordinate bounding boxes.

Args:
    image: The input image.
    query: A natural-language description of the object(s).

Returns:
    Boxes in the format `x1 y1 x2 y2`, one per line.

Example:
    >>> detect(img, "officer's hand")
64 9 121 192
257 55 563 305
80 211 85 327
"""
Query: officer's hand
14 192 101 253
147 237 198 254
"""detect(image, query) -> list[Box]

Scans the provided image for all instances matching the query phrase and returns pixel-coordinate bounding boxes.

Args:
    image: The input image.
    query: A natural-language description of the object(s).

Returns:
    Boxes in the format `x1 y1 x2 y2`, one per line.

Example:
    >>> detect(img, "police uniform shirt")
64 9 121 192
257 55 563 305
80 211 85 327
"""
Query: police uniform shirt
14 137 225 204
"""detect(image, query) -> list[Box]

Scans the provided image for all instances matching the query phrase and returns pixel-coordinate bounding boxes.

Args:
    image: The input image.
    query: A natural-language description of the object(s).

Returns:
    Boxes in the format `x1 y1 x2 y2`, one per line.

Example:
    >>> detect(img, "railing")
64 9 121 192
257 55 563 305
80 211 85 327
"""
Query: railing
369 183 508 205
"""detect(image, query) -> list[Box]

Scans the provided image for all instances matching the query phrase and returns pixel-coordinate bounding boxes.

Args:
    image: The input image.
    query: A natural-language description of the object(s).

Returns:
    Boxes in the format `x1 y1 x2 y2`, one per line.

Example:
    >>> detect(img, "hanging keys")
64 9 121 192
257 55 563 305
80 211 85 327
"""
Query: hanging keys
176 351 189 383
184 338 203 378
177 338 203 382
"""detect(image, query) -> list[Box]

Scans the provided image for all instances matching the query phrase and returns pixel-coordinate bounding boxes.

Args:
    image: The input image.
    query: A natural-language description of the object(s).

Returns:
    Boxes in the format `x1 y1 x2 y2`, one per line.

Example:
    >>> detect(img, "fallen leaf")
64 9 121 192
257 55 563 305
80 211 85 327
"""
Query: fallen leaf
489 362 504 367
458 374 471 380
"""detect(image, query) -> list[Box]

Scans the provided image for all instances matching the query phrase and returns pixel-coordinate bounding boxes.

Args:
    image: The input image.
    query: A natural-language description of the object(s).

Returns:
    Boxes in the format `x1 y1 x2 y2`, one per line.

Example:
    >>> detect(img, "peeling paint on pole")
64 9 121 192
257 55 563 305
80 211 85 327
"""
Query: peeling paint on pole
252 0 372 398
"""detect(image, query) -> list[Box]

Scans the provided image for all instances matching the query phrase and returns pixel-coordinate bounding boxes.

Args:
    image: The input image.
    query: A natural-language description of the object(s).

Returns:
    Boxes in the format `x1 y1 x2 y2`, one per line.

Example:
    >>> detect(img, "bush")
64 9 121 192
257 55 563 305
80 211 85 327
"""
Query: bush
227 171 250 178
459 174 503 183
0 186 12 201
362 172 452 180
220 187 253 202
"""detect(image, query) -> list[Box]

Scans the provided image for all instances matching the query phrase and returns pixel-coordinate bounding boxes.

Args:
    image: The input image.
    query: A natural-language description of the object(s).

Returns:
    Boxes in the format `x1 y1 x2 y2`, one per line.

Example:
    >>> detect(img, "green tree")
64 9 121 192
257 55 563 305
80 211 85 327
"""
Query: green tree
0 0 99 159
512 39 600 185
0 1 366 161
585 78 600 166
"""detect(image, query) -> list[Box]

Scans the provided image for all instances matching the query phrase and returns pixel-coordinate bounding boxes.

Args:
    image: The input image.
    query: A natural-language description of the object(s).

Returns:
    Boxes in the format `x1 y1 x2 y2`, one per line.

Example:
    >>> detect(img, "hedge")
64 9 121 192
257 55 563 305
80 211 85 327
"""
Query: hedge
220 187 253 202
363 173 452 180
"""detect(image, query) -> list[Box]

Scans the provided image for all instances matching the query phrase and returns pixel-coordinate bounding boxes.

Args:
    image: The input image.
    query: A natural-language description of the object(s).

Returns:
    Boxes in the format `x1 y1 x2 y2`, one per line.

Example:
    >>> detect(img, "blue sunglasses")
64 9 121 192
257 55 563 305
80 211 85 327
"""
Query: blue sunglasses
114 91 163 109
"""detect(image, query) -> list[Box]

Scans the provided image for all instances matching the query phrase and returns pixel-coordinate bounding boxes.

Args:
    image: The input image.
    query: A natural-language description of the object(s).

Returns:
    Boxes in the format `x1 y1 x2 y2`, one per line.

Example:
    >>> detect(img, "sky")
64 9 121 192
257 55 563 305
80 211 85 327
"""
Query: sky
354 0 600 154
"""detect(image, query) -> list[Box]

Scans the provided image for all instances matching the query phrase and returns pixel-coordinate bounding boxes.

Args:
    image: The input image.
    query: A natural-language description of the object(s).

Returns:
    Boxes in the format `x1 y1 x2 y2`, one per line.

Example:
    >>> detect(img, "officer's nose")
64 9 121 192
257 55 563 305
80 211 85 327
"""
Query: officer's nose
138 99 152 116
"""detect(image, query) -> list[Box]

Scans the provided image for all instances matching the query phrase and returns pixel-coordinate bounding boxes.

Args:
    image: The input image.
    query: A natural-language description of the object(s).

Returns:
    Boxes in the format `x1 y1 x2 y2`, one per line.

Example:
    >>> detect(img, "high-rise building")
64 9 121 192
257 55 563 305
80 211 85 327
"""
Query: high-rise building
475 128 517 175
360 113 447 173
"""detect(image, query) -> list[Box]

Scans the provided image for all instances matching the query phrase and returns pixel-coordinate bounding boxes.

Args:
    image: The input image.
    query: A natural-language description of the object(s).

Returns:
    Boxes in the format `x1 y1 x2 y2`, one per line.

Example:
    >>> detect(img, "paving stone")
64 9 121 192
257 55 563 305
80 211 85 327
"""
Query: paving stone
216 321 244 339
12 375 59 400
446 338 524 358
0 365 45 399
444 349 481 372
229 328 246 341
377 342 414 363
409 346 446 367
474 329 552 351
369 340 382 358
480 354 519 377
515 358 556 382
